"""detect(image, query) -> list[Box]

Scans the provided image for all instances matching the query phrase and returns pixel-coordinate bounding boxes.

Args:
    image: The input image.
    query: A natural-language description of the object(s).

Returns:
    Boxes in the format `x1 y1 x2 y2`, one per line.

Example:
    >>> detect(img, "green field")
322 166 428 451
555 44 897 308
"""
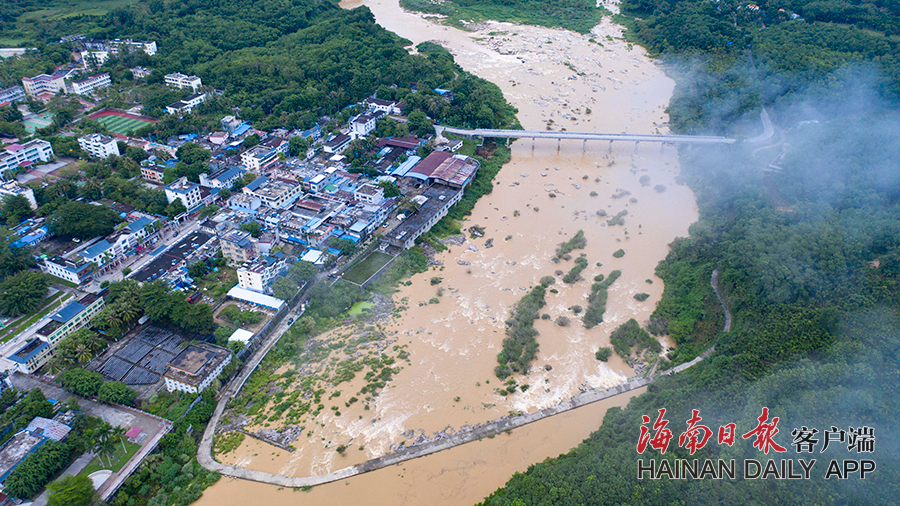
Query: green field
19 0 133 22
347 301 375 316
342 251 393 285
96 115 153 135
78 440 141 475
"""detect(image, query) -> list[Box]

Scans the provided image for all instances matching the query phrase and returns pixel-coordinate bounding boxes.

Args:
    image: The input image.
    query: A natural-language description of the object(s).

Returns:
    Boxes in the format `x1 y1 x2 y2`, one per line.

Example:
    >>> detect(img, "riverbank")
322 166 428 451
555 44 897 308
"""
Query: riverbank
197 0 698 502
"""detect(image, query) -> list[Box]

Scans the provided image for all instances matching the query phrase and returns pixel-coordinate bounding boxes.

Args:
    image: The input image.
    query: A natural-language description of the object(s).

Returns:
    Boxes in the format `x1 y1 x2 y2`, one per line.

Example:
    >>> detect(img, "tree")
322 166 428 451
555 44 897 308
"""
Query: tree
47 475 95 506
198 204 219 218
289 136 309 157
49 202 121 240
0 271 49 317
0 227 35 277
243 134 260 147
56 368 104 397
271 276 298 300
377 180 401 198
165 199 187 218
288 260 318 286
327 237 355 256
3 440 70 499
1 194 33 227
175 142 211 165
407 110 434 137
218 188 232 200
240 221 262 237
188 260 209 279
98 382 137 406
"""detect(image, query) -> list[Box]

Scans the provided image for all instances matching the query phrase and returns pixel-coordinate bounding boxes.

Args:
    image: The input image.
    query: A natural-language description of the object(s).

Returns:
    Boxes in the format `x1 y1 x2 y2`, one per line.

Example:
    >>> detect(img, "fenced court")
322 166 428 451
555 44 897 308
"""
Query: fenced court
88 108 157 135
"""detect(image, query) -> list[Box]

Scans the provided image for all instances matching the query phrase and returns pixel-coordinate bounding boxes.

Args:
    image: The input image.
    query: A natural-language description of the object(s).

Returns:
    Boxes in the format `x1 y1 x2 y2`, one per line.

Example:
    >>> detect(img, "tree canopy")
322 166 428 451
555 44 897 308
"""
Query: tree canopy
49 201 121 240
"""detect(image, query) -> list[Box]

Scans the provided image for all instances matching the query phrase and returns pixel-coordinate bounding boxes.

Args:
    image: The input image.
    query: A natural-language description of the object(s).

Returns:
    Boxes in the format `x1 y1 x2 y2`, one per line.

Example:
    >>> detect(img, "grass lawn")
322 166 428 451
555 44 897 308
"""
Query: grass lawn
78 440 141 476
343 251 393 285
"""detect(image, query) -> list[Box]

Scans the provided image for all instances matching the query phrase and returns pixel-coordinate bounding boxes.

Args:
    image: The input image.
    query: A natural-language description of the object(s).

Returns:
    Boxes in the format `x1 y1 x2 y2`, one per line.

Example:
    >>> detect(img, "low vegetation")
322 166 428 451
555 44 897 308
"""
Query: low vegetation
582 270 622 328
495 285 546 379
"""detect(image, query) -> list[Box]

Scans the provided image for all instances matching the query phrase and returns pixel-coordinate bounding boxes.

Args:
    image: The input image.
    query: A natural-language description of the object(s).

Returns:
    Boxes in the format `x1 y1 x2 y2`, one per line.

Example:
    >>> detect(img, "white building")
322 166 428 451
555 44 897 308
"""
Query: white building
166 93 206 115
21 71 69 97
78 133 120 159
68 72 111 95
0 139 54 180
237 253 287 293
0 181 37 209
240 145 278 172
0 86 26 105
353 183 384 205
164 73 202 91
164 343 232 393
109 39 157 56
40 256 94 285
80 50 110 67
245 179 303 209
350 114 377 137
164 177 202 210
130 67 152 79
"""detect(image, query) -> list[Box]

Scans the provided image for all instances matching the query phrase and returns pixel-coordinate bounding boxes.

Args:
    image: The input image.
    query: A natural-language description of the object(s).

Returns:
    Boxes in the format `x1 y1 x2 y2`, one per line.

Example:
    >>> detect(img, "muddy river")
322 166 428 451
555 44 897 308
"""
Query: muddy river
196 1 697 503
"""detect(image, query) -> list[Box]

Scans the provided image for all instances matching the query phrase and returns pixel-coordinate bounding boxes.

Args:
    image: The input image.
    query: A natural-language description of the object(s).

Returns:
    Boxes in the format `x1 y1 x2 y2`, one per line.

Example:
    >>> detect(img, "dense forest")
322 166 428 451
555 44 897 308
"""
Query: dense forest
399 0 608 34
0 0 517 136
479 1 900 505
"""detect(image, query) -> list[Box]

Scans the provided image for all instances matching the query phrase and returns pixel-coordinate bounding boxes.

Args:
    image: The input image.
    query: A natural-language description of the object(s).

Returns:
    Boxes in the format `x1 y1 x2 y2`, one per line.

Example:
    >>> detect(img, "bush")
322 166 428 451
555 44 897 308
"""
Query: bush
634 293 650 301
563 257 589 283
430 277 443 285
539 276 556 287
555 230 586 258
555 316 570 327
570 305 583 314
612 249 625 258
595 347 613 361
98 381 137 406
609 319 661 358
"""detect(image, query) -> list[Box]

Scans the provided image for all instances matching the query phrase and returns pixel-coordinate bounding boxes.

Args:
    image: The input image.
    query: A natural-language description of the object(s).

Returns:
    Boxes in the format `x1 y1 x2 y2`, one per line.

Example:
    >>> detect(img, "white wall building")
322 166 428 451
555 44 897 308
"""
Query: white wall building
0 181 37 209
80 50 110 67
240 145 278 172
164 343 232 393
237 253 287 293
350 114 377 137
164 73 202 91
353 183 384 205
0 139 54 180
68 72 111 95
165 177 202 210
78 133 120 159
166 93 206 115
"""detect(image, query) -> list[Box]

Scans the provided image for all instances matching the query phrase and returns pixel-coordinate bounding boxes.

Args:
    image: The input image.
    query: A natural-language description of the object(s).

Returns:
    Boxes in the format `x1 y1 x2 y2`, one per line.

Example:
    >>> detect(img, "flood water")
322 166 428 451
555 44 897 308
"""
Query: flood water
196 1 697 503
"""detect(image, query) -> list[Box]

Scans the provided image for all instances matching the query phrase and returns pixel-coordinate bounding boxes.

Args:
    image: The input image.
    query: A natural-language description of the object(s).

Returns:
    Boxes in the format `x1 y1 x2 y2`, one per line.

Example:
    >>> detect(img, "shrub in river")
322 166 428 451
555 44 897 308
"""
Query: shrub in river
634 293 650 301
555 230 587 259
613 249 625 258
495 285 546 379
595 347 613 361
609 318 661 358
571 305 583 314
540 276 556 287
583 270 622 328
555 316 570 327
563 257 589 283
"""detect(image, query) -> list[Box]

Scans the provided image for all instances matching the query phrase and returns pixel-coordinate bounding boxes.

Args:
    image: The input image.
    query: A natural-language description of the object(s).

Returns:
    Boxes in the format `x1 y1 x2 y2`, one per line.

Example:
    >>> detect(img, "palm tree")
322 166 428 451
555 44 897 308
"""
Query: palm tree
73 343 93 364
46 355 72 375
111 425 127 453
92 423 116 468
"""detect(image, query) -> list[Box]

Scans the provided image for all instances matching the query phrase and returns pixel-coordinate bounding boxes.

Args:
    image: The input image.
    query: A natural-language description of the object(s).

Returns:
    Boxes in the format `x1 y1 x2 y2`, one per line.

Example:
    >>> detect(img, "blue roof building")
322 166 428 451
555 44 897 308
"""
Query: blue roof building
50 301 88 323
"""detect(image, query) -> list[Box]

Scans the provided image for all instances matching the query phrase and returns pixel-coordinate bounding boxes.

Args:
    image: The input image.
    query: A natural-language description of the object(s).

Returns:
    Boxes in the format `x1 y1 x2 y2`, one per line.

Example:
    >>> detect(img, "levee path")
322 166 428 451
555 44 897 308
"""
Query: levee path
197 315 720 487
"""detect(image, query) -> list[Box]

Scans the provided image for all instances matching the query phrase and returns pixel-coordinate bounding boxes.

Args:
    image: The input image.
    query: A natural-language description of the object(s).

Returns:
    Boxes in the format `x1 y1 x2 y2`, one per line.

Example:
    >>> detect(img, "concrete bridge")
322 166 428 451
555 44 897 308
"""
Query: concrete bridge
435 125 736 150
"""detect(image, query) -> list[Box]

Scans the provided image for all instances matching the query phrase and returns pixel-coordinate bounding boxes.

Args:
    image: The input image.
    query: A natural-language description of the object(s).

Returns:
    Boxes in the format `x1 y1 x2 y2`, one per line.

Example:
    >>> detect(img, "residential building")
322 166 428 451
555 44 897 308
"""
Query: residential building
260 136 290 156
0 181 37 209
220 229 257 263
323 134 352 154
130 67 152 79
21 71 68 97
228 193 262 214
78 133 120 158
40 256 93 285
0 428 46 486
0 86 25 106
166 93 206 114
164 73 202 91
80 50 109 67
221 116 243 134
78 239 116 267
163 343 231 393
164 177 202 210
388 185 463 249
353 183 384 204
350 114 377 137
0 139 54 180
68 72 111 95
240 144 279 172
365 97 403 114
237 252 287 293
140 164 165 184
108 39 157 55
6 339 52 375
245 179 303 209
199 166 245 189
